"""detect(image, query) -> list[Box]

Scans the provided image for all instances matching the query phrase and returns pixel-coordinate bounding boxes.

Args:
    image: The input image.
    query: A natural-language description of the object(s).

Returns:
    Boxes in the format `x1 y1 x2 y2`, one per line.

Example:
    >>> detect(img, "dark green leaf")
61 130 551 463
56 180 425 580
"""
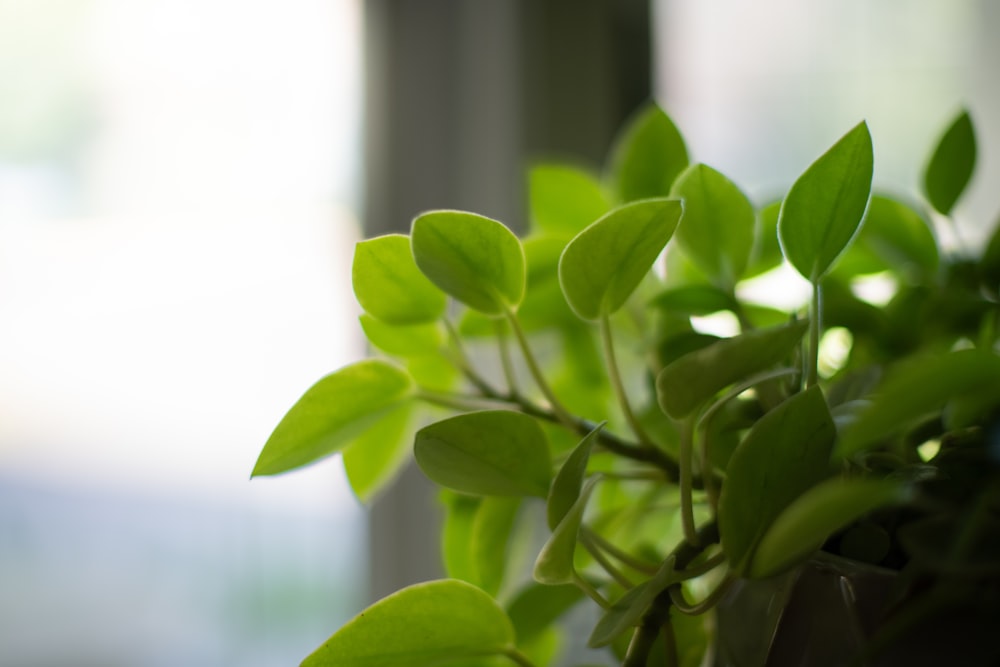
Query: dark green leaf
411 211 525 316
923 109 976 216
778 121 874 282
588 557 677 647
607 103 689 203
301 579 515 667
534 477 599 584
718 386 836 573
547 423 604 529
529 164 611 236
649 284 737 317
342 404 415 503
559 199 683 320
253 360 414 476
836 349 1000 458
749 478 909 579
471 497 522 596
415 411 552 497
671 163 755 287
359 314 444 358
979 213 1000 288
656 320 808 420
352 234 446 324
856 195 939 280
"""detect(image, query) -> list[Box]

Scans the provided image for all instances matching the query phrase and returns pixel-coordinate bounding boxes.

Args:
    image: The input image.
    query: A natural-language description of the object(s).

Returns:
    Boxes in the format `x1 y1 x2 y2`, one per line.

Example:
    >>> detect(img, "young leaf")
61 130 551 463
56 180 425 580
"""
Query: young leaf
547 422 605 530
778 121 874 282
253 360 414 477
607 103 689 203
923 110 976 216
718 386 836 573
352 234 446 324
671 163 756 288
342 403 415 503
301 579 515 667
529 164 611 236
749 478 909 579
559 198 683 321
471 497 522 596
411 210 525 316
534 477 600 585
656 320 808 420
414 411 552 497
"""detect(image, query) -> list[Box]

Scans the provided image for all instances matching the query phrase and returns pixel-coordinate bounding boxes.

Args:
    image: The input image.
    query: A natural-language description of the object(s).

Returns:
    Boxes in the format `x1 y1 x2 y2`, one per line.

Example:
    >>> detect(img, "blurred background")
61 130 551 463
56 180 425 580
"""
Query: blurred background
0 1 996 665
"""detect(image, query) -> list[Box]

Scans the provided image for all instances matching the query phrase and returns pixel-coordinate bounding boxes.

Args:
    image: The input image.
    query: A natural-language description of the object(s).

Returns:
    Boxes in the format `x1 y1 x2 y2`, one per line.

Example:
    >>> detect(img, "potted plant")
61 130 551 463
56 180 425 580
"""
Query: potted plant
252 103 1000 666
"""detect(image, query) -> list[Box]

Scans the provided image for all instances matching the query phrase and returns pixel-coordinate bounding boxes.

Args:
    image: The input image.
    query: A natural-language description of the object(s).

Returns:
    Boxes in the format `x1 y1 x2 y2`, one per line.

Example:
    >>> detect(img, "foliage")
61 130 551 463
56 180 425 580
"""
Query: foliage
255 104 1000 666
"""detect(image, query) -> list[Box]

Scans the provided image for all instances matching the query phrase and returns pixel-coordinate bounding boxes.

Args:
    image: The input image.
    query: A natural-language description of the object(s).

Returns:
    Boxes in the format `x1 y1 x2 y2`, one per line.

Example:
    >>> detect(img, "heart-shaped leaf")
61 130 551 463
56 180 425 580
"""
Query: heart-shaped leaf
301 579 515 667
529 163 611 236
923 109 976 216
749 477 910 579
547 422 604 529
778 121 874 283
671 163 755 288
718 386 836 573
657 320 808 420
253 360 414 476
411 211 525 316
342 403 415 503
415 411 552 497
607 103 689 203
353 234 446 324
559 198 683 321
534 477 600 585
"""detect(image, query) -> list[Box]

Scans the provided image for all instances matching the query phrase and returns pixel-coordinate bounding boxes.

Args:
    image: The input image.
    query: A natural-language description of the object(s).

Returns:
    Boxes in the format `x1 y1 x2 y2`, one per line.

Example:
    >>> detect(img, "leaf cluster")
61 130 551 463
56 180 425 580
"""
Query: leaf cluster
255 105 1000 666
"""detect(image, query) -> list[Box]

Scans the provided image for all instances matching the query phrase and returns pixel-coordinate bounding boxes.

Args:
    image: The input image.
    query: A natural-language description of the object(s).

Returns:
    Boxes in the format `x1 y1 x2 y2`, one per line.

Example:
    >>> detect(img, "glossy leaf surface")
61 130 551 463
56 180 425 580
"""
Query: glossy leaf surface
547 423 603 530
672 163 755 287
253 360 414 476
529 164 610 236
778 122 873 282
657 320 808 419
718 387 836 573
415 411 552 497
559 198 682 320
342 403 414 503
301 579 515 667
411 211 525 315
608 103 689 203
923 110 976 216
749 477 909 579
352 234 446 324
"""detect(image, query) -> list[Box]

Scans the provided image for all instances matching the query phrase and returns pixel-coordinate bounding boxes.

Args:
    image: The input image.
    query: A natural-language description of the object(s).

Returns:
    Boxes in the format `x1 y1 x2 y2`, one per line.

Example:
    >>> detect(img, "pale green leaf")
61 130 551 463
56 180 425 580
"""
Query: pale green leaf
471 497 522 596
301 579 515 667
414 411 552 497
778 122 874 282
547 423 604 530
923 109 976 216
607 103 689 203
559 198 682 321
352 234 446 324
534 477 599 584
253 360 414 476
342 403 415 503
441 492 481 583
671 163 755 287
359 314 444 358
411 211 525 316
529 164 611 236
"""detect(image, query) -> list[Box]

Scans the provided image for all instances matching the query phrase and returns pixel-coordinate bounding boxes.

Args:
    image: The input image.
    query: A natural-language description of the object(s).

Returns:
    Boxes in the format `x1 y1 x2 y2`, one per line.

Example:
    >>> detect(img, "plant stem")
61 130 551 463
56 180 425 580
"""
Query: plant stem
582 528 659 575
573 571 610 609
600 313 654 446
678 416 699 547
668 572 735 615
581 531 634 588
415 390 514 413
807 280 821 388
502 647 538 667
496 319 520 396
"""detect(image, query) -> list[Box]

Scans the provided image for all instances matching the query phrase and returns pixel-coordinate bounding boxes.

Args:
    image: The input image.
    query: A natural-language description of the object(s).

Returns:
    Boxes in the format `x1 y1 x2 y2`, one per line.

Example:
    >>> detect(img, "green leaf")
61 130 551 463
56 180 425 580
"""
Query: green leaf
534 477 600 584
855 195 939 280
559 198 683 321
607 103 689 203
352 234 446 324
506 583 584 648
547 423 604 530
749 478 909 579
411 210 525 316
588 557 677 648
415 411 552 497
745 200 783 279
649 284 737 317
718 386 836 573
253 360 414 476
342 404 415 503
836 349 1000 458
923 109 976 216
656 320 808 420
301 579 515 667
671 163 756 287
359 314 444 358
529 164 611 236
778 121 874 282
471 497 522 596
441 492 481 584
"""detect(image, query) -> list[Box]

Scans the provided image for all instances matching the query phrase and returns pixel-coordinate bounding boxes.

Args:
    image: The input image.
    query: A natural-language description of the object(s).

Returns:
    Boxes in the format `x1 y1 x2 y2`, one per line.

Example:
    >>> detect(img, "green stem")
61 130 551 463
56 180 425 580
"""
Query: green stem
678 416 699 547
581 531 634 588
675 551 727 581
502 304 575 429
416 390 513 413
600 313 654 446
668 572 735 615
807 280 821 388
496 319 520 396
582 528 659 576
573 571 610 609
502 647 538 667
